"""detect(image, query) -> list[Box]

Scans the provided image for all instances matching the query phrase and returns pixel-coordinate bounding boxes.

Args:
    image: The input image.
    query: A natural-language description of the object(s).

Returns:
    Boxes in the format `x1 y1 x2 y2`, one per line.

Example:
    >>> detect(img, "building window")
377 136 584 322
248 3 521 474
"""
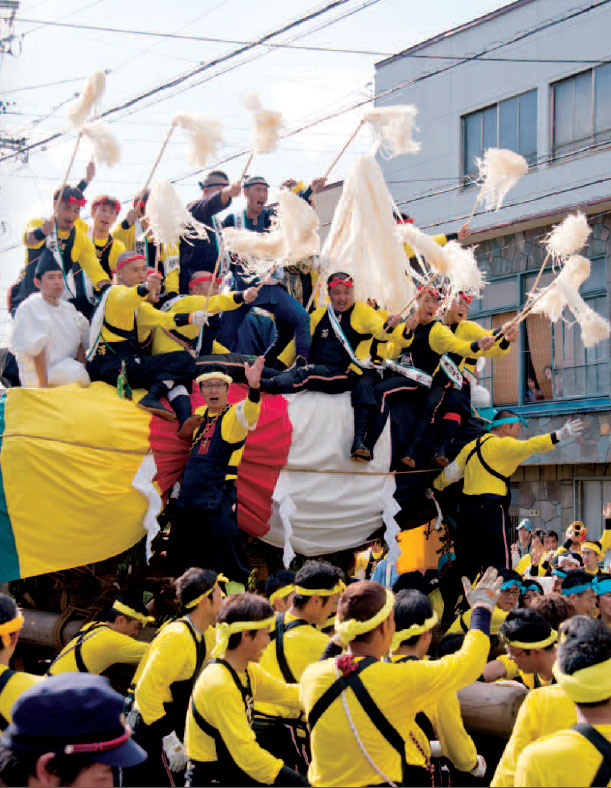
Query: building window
552 63 611 156
462 90 537 181
575 478 611 541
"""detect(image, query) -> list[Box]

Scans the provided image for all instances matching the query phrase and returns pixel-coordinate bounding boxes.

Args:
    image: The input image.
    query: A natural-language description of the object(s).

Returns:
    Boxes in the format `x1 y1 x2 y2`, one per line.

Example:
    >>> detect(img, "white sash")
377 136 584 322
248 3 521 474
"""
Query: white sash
134 219 147 262
327 304 376 371
86 286 113 358
383 358 432 388
439 354 463 389
462 367 477 387
46 230 76 300
212 215 232 277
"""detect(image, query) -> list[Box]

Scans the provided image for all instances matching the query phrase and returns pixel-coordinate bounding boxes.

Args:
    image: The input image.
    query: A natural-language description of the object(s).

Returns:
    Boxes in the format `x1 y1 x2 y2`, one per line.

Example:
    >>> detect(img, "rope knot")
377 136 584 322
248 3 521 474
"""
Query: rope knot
336 654 359 678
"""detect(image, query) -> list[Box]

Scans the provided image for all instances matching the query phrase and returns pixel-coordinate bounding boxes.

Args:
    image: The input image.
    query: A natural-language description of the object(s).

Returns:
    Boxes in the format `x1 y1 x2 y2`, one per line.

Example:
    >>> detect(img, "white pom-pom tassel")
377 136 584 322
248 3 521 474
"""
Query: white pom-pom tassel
172 112 224 167
67 71 106 128
560 254 591 289
398 223 451 274
443 240 486 296
145 181 208 246
579 305 611 348
81 122 121 167
221 227 285 260
476 148 529 210
243 92 283 154
362 105 421 158
545 212 591 262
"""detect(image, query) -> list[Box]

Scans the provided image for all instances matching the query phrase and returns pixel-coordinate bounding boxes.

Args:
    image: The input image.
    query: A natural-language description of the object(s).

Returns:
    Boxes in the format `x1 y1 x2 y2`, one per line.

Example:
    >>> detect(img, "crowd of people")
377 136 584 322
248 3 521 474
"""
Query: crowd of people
1 164 610 787
0 539 610 787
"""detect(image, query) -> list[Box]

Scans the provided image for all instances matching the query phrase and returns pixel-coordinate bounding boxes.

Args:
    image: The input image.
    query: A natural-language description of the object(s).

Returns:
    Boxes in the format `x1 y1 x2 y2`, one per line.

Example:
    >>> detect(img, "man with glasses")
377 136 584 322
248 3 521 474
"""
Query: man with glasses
169 357 265 585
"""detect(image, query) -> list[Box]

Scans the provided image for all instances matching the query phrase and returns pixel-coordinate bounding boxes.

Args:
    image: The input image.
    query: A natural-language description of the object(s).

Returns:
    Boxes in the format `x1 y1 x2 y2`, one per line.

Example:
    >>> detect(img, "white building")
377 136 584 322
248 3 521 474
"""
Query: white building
375 0 611 540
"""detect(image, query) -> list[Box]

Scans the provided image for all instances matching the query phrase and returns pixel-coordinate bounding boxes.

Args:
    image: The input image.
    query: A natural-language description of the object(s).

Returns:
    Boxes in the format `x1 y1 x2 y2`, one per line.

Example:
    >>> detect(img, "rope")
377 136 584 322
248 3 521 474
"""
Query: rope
337 665 397 788
0 432 443 473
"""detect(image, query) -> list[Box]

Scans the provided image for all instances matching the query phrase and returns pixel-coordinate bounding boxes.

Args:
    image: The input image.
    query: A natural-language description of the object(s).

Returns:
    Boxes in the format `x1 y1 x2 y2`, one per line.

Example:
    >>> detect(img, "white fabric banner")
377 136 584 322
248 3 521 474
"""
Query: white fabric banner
264 391 395 558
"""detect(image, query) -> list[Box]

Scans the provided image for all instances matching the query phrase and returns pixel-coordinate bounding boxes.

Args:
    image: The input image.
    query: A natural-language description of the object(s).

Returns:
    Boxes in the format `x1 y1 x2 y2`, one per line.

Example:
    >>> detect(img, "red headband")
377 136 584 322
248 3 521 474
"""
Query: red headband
189 274 223 289
458 292 473 305
92 196 120 215
418 285 441 300
328 277 353 289
116 254 146 272
64 725 131 756
60 196 86 206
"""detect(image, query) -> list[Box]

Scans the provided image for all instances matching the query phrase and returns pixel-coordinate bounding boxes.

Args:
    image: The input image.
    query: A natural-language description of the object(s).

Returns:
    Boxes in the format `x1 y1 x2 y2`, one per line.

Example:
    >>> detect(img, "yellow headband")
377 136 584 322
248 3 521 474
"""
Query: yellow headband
504 630 558 650
391 612 438 653
112 601 154 624
294 580 345 597
184 574 229 609
335 589 394 645
553 656 611 703
196 372 232 386
582 542 602 556
269 584 295 606
212 616 275 657
319 613 336 631
0 614 24 648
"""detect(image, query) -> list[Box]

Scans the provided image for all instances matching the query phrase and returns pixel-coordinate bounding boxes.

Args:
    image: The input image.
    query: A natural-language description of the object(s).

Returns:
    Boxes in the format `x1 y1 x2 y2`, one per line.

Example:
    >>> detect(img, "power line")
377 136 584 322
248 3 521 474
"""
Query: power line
1 0 368 161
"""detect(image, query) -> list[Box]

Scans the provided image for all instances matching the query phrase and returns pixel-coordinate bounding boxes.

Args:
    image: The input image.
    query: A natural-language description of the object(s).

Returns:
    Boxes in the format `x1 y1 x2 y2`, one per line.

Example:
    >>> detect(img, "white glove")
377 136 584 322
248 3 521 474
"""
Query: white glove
461 567 503 613
470 754 487 778
556 419 583 441
162 731 187 772
190 310 209 326
429 740 442 758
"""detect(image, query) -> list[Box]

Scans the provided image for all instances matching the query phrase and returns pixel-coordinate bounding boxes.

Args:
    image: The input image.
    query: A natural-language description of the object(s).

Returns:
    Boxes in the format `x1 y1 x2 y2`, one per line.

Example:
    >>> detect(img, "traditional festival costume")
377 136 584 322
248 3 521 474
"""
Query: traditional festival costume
218 176 311 363
184 618 304 787
89 196 126 277
126 616 217 787
9 249 91 388
0 613 41 732
87 256 199 421
16 191 109 319
113 218 180 298
434 420 561 578
300 593 492 788
265 289 404 459
169 377 261 584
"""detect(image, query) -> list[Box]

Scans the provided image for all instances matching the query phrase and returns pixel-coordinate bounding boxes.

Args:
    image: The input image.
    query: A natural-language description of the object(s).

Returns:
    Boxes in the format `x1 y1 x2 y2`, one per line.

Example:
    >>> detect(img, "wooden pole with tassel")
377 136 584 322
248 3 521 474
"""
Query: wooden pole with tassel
142 123 176 194
400 273 436 318
201 241 226 315
239 152 254 184
54 132 83 219
323 120 364 181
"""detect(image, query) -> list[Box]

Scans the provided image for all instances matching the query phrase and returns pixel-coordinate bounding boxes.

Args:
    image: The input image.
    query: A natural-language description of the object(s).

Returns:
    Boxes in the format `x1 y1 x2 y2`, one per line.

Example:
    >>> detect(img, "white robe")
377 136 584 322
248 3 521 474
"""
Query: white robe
10 293 90 388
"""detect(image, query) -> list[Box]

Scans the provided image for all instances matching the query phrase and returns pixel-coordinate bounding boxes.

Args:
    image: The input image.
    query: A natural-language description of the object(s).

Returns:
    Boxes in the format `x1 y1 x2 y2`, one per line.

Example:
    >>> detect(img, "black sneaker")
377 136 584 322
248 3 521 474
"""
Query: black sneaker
137 392 176 421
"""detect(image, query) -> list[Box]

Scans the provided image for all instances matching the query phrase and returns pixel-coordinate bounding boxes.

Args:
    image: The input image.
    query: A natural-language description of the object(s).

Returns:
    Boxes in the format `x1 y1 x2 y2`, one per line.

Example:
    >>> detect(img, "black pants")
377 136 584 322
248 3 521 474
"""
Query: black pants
253 716 310 775
170 484 251 585
185 759 260 787
457 493 511 580
365 376 428 459
260 364 377 407
195 353 279 383
121 712 172 787
89 350 195 390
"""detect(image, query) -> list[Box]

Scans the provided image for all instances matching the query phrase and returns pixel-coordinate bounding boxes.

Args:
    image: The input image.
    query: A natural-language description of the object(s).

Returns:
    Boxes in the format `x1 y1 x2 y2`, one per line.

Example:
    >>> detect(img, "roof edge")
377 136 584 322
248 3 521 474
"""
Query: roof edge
375 0 537 68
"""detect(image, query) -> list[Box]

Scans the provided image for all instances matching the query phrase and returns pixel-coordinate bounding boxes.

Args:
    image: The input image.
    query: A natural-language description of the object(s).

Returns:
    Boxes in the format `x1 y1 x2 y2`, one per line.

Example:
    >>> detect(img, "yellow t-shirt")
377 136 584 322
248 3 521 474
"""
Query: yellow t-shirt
48 622 147 675
515 724 611 787
0 665 41 731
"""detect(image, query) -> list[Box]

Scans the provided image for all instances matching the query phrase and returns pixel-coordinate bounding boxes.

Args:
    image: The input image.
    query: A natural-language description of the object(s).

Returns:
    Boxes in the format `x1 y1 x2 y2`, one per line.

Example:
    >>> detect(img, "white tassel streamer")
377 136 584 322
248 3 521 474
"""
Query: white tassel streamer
68 70 106 128
145 180 209 246
243 92 283 154
81 122 121 167
172 112 224 167
475 148 528 210
322 154 416 312
545 212 591 262
362 105 421 158
442 240 486 297
398 223 451 274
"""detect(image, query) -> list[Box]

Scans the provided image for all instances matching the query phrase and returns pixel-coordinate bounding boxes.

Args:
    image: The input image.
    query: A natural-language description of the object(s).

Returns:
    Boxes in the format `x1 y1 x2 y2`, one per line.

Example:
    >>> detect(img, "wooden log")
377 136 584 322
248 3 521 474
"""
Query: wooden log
19 609 155 651
457 680 528 738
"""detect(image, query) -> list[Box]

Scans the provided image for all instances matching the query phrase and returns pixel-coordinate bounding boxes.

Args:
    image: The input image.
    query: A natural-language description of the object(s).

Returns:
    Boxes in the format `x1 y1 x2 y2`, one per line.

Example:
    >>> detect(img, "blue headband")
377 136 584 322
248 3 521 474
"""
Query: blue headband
491 416 529 429
500 580 526 592
561 583 592 596
524 583 543 594
552 569 568 578
593 577 611 596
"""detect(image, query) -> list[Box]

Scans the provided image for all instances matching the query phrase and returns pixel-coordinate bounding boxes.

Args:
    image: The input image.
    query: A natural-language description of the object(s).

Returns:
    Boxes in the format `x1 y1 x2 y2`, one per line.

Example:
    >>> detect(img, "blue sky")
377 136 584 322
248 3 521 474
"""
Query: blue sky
0 0 508 326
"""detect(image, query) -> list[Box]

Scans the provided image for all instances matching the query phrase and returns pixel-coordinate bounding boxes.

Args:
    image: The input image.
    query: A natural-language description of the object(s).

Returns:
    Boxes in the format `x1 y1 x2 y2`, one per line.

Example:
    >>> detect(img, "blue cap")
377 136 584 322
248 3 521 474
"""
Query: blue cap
1 674 146 768
517 518 532 532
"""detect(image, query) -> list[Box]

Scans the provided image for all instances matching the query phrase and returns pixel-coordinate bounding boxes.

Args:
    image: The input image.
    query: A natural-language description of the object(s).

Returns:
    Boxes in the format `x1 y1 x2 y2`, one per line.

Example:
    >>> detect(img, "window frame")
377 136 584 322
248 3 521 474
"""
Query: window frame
461 88 538 185
468 267 610 415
